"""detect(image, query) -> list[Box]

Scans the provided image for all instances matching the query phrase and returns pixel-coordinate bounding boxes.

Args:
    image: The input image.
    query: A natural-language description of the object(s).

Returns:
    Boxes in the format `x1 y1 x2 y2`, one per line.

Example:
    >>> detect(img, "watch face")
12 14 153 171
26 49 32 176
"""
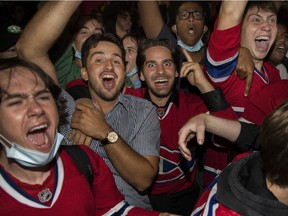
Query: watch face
107 132 118 143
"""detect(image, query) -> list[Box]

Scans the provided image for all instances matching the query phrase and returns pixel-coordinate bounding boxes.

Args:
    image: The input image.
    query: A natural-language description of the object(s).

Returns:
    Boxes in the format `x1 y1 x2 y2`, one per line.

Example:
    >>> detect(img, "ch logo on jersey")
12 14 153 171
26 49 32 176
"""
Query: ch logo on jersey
156 145 196 183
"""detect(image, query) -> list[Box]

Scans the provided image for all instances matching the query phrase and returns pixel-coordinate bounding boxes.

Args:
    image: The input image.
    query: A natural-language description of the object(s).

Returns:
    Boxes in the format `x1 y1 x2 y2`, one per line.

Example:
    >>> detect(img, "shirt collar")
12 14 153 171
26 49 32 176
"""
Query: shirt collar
143 86 179 109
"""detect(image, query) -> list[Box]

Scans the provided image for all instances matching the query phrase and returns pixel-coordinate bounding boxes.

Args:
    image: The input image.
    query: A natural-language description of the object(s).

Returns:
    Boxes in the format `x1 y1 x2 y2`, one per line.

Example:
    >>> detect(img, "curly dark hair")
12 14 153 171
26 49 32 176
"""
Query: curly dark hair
0 58 67 120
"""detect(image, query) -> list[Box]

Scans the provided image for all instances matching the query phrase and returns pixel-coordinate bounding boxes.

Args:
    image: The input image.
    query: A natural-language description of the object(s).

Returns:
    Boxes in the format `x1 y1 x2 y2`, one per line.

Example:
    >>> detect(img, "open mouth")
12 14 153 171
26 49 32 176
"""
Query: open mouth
155 78 169 87
188 26 195 36
255 36 270 51
102 74 115 89
27 124 49 147
275 43 287 54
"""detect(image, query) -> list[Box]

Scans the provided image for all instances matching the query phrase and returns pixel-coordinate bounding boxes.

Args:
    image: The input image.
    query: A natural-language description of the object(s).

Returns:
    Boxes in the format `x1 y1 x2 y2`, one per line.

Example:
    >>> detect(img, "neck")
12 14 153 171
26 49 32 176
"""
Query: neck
91 95 117 114
266 178 288 205
254 59 264 73
187 48 205 63
149 92 170 107
0 150 51 185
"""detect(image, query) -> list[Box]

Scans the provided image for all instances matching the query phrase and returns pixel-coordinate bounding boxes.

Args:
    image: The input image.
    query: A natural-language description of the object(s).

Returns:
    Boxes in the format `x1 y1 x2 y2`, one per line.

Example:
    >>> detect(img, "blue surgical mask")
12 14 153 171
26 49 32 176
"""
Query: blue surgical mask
0 132 64 168
177 38 204 53
74 50 82 60
127 67 138 77
131 78 142 89
127 67 142 89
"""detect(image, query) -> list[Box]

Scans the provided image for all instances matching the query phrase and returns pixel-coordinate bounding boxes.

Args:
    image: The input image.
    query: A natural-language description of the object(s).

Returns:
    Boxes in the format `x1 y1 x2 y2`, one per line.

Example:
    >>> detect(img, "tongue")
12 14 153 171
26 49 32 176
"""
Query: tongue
28 132 46 145
103 79 114 89
255 40 269 51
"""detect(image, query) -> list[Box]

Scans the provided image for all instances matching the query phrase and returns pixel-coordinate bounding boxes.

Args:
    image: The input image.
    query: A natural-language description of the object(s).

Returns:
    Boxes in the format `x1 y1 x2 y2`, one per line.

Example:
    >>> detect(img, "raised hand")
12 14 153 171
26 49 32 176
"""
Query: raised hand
236 47 254 97
180 48 214 93
178 114 207 161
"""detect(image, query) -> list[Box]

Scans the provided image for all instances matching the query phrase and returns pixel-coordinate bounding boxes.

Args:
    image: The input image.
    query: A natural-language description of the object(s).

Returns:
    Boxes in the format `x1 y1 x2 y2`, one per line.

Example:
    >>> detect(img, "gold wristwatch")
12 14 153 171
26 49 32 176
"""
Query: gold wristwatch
100 131 119 145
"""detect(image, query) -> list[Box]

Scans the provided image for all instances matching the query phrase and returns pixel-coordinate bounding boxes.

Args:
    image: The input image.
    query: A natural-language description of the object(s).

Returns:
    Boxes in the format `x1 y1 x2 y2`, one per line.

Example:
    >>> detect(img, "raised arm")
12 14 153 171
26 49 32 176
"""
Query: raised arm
217 0 247 30
16 1 82 84
137 1 164 39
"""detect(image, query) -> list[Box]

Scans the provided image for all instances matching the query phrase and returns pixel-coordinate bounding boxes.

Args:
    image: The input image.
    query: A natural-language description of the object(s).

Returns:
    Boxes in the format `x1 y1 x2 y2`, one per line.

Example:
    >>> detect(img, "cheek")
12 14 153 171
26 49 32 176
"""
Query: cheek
0 111 23 137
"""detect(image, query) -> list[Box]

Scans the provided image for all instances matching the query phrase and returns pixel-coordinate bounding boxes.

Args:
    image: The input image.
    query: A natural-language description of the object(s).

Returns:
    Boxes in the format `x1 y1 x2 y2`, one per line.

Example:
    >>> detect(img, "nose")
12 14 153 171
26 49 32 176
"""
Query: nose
157 64 165 74
28 99 44 117
261 20 272 31
187 13 195 22
103 59 114 71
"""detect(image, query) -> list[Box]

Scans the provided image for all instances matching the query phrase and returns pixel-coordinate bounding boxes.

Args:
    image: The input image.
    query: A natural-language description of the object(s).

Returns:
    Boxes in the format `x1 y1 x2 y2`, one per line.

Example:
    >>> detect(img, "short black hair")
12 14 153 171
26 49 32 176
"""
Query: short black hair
81 33 126 69
168 1 211 28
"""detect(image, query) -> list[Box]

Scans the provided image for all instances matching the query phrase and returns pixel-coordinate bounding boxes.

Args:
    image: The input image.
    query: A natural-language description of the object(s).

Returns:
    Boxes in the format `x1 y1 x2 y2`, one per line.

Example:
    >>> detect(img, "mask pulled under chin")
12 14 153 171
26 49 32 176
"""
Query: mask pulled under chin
74 50 82 60
0 132 64 168
126 67 142 89
177 38 204 53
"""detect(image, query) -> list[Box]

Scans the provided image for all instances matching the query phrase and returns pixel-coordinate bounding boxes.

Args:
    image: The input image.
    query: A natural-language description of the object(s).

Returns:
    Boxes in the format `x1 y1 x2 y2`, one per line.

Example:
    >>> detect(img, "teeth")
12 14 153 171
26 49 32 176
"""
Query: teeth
29 124 47 132
255 36 269 41
155 79 168 83
103 75 114 79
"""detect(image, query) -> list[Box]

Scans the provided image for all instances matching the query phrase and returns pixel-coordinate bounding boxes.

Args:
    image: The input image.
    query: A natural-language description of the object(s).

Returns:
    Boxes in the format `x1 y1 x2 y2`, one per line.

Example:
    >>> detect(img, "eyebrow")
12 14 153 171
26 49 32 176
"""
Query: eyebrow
3 88 50 100
145 59 173 64
90 51 122 59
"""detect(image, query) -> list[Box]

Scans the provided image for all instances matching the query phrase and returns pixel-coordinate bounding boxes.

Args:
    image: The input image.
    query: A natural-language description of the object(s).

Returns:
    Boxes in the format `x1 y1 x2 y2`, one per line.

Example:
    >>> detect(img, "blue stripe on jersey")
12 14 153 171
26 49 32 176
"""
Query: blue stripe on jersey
110 202 130 216
206 51 239 80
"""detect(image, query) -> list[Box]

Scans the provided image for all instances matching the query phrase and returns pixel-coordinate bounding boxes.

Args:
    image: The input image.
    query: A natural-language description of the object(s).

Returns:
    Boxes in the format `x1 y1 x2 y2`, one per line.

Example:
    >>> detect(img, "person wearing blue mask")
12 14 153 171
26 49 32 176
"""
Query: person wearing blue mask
138 1 211 91
122 30 146 89
137 1 254 94
0 58 174 216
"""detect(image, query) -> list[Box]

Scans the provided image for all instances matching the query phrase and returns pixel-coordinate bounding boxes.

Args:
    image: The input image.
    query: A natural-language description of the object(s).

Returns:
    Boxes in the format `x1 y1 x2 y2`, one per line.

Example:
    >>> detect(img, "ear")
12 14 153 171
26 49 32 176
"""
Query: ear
203 25 208 34
175 70 179 78
171 24 177 34
140 71 145 81
81 67 89 81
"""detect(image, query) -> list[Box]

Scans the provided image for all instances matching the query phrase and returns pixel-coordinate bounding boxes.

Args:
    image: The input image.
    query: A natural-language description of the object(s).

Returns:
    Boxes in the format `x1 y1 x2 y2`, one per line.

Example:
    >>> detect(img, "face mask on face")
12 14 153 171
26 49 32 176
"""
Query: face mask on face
0 132 64 168
74 50 82 60
177 38 204 53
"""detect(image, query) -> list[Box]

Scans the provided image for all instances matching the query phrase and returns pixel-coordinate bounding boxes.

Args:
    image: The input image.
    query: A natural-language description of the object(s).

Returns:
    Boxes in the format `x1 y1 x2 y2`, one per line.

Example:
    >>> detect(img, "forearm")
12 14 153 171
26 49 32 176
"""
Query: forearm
17 1 80 57
104 137 158 192
137 1 163 39
217 0 247 30
204 114 241 142
196 79 215 94
16 1 81 83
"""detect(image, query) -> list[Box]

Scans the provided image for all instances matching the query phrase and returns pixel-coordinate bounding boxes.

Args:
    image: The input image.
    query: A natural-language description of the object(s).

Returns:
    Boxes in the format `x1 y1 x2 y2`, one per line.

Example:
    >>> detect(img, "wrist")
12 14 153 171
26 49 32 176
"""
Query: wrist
202 87 229 112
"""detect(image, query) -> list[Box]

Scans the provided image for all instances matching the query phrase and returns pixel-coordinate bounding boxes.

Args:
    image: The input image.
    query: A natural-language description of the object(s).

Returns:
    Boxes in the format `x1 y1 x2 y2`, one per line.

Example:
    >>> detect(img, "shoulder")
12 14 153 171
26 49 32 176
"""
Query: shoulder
121 93 156 111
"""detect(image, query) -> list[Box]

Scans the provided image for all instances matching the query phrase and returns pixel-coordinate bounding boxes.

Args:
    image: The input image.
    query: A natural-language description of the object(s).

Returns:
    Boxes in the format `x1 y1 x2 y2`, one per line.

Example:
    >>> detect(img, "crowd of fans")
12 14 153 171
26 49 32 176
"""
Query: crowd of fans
0 1 288 216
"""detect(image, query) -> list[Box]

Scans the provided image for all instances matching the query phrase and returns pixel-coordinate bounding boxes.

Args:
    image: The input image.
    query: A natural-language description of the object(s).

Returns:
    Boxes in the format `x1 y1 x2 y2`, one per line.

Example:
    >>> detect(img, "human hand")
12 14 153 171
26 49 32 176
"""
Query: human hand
180 49 214 93
178 114 207 161
70 98 112 141
68 129 93 146
236 47 254 97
